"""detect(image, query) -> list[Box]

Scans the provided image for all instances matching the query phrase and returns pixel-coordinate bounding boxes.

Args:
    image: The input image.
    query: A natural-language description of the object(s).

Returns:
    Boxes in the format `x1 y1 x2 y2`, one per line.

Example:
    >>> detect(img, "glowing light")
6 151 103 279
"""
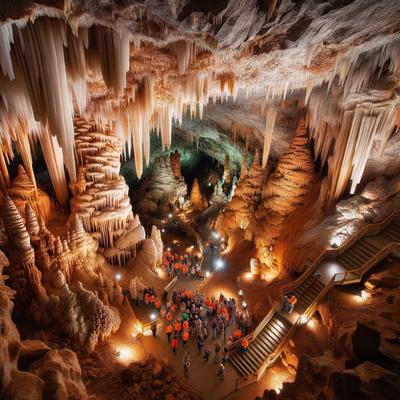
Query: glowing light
168 213 173 218
212 231 220 239
242 301 247 308
205 271 210 277
307 318 317 330
243 272 254 281
115 273 122 281
215 258 224 269
116 345 134 362
355 290 370 303
162 229 165 233
208 182 212 187
299 315 308 325
238 289 243 296
167 247 171 251
150 313 156 321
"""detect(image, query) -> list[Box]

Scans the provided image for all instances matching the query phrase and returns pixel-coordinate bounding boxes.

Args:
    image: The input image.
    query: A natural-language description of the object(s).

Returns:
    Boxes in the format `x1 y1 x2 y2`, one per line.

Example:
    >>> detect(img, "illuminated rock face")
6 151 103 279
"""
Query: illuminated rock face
70 118 148 267
137 154 187 216
8 165 53 221
0 251 88 399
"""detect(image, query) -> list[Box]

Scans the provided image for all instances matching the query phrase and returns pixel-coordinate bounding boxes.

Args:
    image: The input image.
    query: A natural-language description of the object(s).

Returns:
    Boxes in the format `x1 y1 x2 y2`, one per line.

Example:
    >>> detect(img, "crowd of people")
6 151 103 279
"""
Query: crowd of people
146 288 251 380
162 249 203 279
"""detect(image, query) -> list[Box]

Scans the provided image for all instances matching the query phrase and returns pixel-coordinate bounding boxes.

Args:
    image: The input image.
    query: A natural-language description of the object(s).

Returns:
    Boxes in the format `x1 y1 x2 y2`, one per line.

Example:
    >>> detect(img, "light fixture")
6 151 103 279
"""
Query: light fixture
205 271 210 277
168 213 173 218
167 247 171 251
162 229 165 233
360 290 369 300
116 345 133 362
238 289 243 296
115 273 122 281
242 301 247 308
299 315 308 325
215 258 224 269
150 313 156 321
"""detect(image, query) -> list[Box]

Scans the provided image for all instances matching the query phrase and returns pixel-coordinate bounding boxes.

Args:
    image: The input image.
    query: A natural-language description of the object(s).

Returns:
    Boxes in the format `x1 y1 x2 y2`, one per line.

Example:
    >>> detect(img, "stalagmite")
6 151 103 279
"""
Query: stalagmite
190 178 204 210
262 106 277 169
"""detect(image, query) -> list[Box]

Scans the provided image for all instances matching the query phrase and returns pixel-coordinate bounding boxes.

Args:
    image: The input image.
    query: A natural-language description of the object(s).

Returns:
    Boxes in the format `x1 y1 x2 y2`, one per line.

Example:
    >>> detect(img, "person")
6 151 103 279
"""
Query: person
182 330 189 348
214 341 221 363
288 294 297 314
203 345 211 362
233 328 242 341
241 338 248 355
197 337 204 355
151 321 157 337
183 352 191 377
218 363 225 380
222 346 229 365
171 336 178 354
174 320 182 337
165 324 173 342
282 295 289 313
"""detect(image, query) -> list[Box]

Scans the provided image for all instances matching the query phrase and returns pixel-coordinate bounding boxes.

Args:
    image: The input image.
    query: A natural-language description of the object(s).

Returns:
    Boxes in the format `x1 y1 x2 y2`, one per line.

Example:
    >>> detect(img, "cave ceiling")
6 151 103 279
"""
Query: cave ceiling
0 0 399 205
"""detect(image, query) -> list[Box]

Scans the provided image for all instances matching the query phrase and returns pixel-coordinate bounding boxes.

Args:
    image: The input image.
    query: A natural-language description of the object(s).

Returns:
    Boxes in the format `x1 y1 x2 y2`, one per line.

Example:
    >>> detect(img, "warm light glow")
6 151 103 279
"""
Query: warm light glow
150 313 156 320
212 231 220 239
307 318 317 329
162 229 165 233
168 213 173 218
238 289 243 296
243 272 254 281
116 345 134 362
242 301 247 308
167 247 171 251
205 271 210 277
355 290 370 303
299 315 308 325
115 273 122 281
215 258 224 269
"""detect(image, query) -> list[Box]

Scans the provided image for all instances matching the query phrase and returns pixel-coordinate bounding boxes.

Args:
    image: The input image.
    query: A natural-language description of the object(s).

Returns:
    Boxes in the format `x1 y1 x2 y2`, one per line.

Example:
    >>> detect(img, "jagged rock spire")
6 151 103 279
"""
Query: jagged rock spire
69 213 86 240
25 203 39 236
1 196 32 252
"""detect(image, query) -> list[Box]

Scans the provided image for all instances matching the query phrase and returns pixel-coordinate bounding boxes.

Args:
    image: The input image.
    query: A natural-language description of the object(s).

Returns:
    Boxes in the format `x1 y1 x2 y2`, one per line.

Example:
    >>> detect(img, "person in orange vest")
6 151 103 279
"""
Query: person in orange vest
241 338 249 355
174 320 182 337
170 303 177 312
149 295 155 304
234 329 242 341
288 294 297 314
166 312 173 322
155 299 161 310
165 324 173 342
182 320 189 331
144 292 150 304
171 336 178 354
182 330 189 348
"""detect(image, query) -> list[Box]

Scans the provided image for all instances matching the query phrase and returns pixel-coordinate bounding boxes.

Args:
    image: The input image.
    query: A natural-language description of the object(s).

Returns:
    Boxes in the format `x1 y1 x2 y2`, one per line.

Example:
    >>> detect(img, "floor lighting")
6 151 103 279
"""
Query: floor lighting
150 313 156 321
205 271 210 277
115 273 122 281
242 301 247 308
215 258 224 269
238 289 243 296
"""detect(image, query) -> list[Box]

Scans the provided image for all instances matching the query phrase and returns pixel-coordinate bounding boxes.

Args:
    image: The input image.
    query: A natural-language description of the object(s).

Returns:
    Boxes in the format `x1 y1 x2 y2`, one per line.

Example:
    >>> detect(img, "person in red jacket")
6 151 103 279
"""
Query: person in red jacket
174 320 182 337
241 338 249 355
182 330 189 348
171 336 178 354
165 324 173 342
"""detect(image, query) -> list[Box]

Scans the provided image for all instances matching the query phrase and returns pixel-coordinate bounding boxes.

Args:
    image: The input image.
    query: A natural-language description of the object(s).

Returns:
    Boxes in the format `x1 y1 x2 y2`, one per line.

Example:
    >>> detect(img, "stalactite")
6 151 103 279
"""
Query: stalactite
262 106 277 169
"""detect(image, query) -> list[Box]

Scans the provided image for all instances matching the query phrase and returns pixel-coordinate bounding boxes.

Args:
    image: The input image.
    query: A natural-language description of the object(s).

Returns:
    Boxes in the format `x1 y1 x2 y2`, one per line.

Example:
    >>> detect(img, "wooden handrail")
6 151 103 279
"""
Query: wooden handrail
280 212 399 298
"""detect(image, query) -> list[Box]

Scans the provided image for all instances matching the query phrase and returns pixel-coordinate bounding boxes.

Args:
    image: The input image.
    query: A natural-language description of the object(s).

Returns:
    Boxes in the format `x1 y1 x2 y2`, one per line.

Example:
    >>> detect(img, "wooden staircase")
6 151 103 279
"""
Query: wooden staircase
229 215 400 384
230 313 292 376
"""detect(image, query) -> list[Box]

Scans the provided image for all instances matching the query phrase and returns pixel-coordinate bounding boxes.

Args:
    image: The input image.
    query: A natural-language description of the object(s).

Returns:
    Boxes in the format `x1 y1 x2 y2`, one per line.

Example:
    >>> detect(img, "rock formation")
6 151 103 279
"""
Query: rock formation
137 154 187 216
215 150 266 240
7 165 53 221
254 118 315 274
0 250 88 400
210 179 227 206
190 177 207 211
70 118 154 267
170 149 182 179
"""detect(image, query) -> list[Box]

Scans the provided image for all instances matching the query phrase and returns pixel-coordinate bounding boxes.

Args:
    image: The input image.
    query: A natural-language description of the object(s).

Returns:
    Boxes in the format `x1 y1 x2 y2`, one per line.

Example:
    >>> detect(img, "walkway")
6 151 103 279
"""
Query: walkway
229 216 400 386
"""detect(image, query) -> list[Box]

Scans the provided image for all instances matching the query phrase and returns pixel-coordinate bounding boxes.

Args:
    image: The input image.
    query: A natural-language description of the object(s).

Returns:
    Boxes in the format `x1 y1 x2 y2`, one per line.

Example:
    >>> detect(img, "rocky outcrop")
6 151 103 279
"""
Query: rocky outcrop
8 164 53 221
82 349 199 400
215 150 266 240
190 177 207 211
0 250 88 400
137 154 187 217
